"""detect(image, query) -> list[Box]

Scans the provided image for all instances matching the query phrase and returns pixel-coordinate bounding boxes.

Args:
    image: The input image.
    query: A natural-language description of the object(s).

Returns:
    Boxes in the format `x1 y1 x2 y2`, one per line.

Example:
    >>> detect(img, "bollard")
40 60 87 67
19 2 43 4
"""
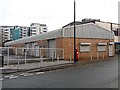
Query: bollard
103 54 104 59
70 54 72 62
97 52 99 60
91 52 93 61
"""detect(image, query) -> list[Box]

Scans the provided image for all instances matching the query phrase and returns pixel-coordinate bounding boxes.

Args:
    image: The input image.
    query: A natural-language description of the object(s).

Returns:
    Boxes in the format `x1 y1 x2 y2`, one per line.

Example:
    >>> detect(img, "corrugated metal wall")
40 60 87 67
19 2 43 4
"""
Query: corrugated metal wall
63 24 114 39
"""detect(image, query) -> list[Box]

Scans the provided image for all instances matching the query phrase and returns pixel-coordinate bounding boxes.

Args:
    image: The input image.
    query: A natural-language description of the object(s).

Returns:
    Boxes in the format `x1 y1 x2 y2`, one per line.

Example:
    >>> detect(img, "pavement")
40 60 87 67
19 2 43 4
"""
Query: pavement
1 60 73 74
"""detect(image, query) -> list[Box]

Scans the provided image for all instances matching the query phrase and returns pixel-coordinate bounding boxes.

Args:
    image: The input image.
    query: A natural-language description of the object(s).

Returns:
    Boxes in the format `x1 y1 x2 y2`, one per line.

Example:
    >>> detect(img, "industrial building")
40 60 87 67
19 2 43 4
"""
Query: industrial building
5 22 115 61
95 21 120 53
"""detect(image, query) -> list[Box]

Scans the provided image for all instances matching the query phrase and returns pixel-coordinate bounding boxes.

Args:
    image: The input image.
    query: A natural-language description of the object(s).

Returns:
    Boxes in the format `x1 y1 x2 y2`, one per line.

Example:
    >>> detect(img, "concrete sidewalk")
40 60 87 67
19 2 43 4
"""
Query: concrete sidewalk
1 60 73 74
1 55 118 74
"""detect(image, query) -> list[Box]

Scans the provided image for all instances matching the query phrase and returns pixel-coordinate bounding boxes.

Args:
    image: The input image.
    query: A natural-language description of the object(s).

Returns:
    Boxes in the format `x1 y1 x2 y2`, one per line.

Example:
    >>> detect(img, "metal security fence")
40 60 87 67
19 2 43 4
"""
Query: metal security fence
0 47 71 70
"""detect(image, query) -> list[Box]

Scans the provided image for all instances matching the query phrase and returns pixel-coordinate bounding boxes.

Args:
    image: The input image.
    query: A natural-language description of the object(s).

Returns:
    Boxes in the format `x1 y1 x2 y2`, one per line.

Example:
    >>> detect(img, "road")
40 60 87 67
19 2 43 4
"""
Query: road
2 55 118 88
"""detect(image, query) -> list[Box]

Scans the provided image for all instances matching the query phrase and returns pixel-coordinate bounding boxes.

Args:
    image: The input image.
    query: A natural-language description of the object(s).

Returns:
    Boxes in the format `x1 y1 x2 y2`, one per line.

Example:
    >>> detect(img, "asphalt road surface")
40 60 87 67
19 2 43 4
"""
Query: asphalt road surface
2 55 119 88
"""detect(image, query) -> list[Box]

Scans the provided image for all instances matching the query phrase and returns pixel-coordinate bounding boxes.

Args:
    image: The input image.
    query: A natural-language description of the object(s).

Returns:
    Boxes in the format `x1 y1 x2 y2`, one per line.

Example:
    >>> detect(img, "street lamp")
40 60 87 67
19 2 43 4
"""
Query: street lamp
74 0 76 63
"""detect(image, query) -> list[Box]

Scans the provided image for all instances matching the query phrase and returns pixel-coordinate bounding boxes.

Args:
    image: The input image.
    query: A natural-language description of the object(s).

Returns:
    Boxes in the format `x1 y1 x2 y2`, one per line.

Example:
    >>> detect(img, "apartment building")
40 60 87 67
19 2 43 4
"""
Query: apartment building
10 26 23 40
30 23 48 36
21 26 30 38
0 25 30 43
0 26 13 42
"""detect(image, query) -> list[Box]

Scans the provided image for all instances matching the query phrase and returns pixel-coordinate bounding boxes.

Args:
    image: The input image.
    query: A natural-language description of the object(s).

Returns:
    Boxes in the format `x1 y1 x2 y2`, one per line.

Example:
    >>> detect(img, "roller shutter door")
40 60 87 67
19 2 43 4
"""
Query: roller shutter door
48 40 56 58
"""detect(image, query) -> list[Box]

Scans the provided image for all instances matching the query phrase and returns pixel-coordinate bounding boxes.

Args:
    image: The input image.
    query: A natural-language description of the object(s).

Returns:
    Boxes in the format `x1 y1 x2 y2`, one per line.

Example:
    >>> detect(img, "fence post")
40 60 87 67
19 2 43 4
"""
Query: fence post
17 57 20 70
7 48 10 66
52 50 54 62
55 49 56 59
40 56 43 67
103 53 104 59
57 55 59 64
25 51 27 70
63 49 64 60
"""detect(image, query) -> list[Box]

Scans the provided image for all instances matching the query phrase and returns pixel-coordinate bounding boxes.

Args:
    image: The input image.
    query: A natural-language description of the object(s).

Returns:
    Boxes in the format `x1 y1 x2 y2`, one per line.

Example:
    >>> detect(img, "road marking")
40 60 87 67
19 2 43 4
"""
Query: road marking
10 75 14 77
28 73 34 76
0 78 4 81
4 75 10 78
9 76 18 79
36 72 45 75
24 73 34 76
23 73 29 76
20 73 25 76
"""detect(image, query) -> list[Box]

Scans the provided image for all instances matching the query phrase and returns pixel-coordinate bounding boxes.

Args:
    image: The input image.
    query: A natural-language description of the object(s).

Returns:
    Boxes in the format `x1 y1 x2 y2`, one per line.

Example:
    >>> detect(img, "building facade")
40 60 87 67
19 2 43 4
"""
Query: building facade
21 26 30 38
0 25 30 43
30 23 48 36
95 22 120 53
5 23 115 61
10 26 22 40
0 26 12 42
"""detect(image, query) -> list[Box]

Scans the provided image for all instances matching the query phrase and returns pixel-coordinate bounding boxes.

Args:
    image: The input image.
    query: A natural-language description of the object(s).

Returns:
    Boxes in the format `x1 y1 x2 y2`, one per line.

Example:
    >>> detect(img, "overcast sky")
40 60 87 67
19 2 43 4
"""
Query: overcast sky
0 0 119 31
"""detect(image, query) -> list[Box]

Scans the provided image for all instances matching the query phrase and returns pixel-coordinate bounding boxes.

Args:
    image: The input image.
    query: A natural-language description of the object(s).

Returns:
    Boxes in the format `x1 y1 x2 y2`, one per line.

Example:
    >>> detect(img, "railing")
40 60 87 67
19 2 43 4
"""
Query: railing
0 47 71 70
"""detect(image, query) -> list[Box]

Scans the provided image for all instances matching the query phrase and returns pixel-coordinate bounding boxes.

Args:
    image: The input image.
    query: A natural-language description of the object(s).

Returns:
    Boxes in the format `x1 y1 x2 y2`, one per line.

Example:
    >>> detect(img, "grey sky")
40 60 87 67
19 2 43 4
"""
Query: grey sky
0 0 119 31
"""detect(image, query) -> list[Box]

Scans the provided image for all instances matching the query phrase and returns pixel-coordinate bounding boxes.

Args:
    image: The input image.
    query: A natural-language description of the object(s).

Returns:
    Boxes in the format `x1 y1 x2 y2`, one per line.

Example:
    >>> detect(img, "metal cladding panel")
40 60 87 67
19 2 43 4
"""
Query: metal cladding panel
76 26 82 37
63 24 114 39
5 29 62 46
82 25 90 38
63 28 74 37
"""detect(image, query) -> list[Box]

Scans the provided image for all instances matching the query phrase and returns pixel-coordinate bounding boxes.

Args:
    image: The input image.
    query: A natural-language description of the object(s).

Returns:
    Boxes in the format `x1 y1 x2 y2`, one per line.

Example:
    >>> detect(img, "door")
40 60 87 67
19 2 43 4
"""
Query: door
48 40 56 58
35 45 40 57
109 45 113 56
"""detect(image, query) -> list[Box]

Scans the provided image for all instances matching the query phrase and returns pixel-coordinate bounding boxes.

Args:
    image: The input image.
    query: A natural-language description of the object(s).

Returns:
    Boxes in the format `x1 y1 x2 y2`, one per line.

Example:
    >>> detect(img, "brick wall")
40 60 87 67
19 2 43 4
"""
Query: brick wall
56 38 115 61
9 37 115 61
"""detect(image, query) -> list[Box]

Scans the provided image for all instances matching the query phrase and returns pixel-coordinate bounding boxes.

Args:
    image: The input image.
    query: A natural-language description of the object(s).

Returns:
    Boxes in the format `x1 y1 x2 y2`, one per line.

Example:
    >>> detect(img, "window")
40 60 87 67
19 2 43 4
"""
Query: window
80 43 91 52
97 43 107 52
43 28 47 29
114 28 120 36
32 27 36 29
32 30 36 32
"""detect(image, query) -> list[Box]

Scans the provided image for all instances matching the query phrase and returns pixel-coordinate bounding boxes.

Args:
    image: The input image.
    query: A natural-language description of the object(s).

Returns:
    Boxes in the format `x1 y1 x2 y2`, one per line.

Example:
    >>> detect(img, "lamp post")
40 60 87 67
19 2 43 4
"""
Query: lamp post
74 0 76 63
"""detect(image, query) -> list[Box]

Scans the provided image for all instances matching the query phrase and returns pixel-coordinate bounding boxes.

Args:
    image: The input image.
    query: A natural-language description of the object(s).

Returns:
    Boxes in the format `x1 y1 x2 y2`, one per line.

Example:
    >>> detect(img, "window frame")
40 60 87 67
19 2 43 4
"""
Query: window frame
80 43 91 53
97 43 107 52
